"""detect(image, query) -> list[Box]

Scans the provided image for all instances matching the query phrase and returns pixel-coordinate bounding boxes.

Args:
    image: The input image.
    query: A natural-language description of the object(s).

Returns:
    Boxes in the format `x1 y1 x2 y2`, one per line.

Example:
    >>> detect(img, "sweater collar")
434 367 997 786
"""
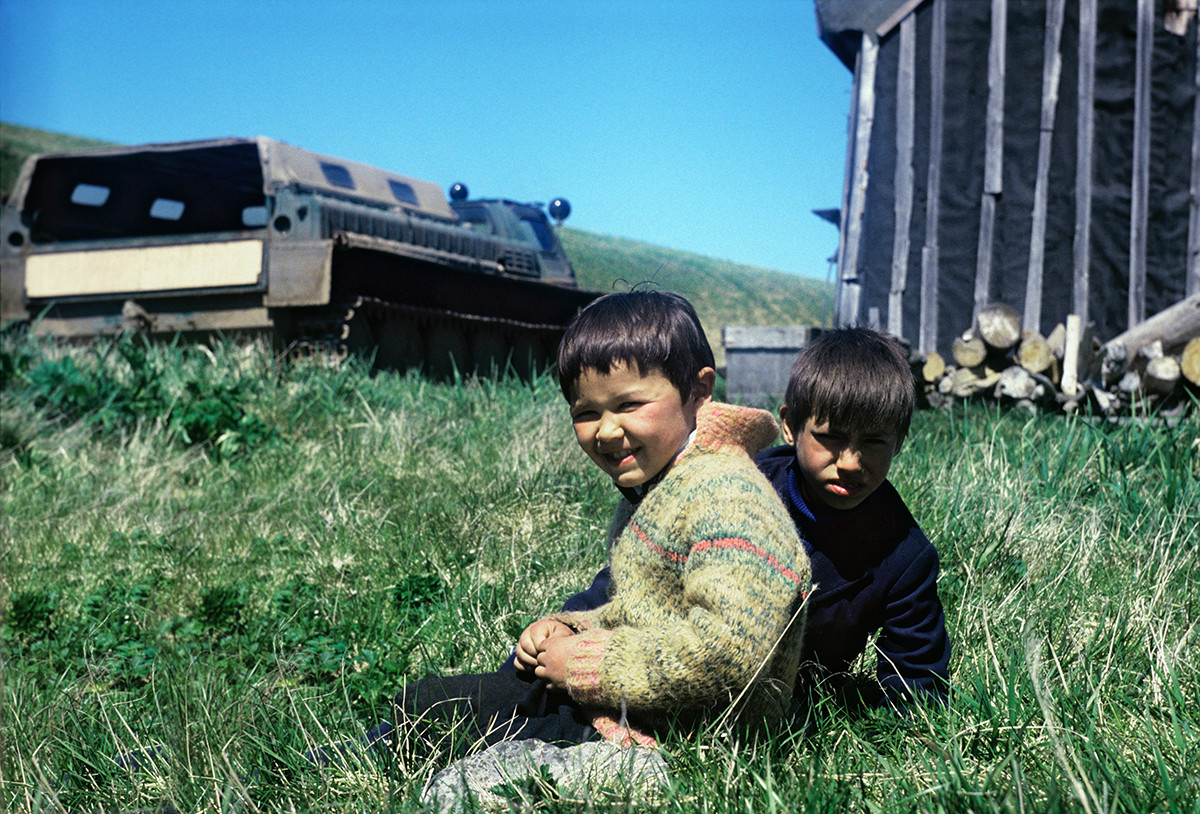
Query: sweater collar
615 428 697 506
786 461 895 555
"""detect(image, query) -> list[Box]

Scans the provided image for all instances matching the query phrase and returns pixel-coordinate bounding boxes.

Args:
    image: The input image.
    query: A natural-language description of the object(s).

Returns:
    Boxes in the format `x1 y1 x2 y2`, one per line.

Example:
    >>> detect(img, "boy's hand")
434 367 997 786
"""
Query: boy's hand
515 618 573 673
535 634 578 690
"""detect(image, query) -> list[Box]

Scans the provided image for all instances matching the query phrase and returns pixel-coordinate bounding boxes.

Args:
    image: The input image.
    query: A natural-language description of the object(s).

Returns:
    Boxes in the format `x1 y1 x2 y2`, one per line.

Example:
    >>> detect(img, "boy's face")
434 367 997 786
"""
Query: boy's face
781 410 900 511
569 361 714 488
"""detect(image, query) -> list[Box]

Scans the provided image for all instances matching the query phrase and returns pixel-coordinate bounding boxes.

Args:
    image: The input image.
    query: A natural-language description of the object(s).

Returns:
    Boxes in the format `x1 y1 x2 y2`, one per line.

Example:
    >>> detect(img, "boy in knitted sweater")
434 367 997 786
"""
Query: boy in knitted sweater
395 291 810 750
544 327 950 716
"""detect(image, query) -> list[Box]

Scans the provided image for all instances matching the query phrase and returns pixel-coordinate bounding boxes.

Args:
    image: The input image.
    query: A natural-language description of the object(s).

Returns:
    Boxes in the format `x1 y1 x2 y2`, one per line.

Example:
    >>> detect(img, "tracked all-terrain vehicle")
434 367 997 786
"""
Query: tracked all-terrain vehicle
0 137 597 376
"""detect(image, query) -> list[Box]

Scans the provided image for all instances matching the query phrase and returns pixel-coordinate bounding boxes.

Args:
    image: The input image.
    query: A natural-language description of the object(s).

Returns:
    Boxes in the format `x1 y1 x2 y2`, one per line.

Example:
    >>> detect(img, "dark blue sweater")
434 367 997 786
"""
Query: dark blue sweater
504 445 950 707
755 444 950 706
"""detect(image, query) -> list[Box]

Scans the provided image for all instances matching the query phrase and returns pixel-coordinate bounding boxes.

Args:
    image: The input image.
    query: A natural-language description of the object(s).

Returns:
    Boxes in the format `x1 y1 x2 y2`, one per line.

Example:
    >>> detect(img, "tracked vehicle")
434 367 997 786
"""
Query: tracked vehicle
0 137 596 376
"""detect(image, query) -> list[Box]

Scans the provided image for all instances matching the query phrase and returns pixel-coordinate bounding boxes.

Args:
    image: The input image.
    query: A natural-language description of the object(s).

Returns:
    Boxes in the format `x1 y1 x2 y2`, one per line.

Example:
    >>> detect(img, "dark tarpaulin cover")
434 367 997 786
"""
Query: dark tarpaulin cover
835 0 1196 353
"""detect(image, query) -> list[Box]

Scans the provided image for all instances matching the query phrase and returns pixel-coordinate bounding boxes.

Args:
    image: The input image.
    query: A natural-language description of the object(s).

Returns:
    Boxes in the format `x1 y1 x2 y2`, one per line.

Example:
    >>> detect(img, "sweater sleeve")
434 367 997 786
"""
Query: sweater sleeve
874 537 951 705
553 463 809 713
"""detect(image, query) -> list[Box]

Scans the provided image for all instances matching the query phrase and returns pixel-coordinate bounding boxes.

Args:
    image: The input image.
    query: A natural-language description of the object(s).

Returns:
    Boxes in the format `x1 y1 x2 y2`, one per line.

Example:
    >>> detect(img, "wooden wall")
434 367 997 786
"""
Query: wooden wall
829 0 1200 356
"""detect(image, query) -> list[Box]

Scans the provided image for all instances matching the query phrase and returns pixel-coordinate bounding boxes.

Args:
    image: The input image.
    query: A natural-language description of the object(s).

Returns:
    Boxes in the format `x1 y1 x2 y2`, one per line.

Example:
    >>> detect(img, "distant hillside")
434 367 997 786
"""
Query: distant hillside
1 123 832 362
560 228 831 356
1 122 111 196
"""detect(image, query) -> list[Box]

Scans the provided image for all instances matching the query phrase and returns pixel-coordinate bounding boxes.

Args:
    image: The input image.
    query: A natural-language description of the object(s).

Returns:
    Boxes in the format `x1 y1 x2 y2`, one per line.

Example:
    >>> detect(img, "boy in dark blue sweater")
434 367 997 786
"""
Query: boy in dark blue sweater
516 327 949 715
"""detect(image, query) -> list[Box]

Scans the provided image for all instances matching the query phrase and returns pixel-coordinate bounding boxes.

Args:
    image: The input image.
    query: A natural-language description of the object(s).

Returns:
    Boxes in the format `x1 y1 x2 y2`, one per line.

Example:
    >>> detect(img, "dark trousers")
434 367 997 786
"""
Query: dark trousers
393 670 599 751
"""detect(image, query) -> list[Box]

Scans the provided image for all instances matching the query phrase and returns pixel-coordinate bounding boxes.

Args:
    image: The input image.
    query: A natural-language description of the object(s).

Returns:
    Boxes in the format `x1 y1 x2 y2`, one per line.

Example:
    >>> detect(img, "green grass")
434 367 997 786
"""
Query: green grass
2 331 1197 812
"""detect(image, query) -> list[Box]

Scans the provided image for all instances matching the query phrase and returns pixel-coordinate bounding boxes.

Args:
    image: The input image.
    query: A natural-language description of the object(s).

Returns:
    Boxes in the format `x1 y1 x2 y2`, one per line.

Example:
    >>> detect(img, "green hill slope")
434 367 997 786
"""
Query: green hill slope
1 123 832 361
561 228 831 351
1 122 111 195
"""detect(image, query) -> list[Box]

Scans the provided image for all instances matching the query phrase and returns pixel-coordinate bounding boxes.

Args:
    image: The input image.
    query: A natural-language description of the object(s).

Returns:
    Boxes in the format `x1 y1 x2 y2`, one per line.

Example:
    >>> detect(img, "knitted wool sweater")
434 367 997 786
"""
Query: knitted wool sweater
551 402 811 740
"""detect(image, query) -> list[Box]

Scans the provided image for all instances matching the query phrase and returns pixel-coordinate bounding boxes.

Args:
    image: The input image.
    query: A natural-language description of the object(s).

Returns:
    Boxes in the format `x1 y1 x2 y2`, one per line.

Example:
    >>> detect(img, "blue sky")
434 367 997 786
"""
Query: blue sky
0 1 852 279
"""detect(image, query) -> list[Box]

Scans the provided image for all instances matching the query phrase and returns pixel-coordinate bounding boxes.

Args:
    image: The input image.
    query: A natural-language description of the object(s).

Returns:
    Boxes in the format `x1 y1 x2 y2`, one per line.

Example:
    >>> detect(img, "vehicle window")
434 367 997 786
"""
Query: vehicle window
452 203 494 234
70 183 110 207
519 215 555 251
388 180 418 205
242 206 269 227
149 198 185 221
320 162 355 190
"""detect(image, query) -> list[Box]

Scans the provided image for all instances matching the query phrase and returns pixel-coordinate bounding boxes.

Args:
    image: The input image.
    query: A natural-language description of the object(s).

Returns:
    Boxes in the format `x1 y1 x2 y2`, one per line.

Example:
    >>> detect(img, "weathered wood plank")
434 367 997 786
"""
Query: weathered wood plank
890 14 916 337
1061 314 1084 397
920 0 946 353
983 0 1007 196
1190 14 1200 299
834 32 859 325
975 0 1007 317
1074 0 1096 323
1103 291 1200 357
876 0 926 38
1024 0 1065 334
1128 0 1154 328
838 34 878 327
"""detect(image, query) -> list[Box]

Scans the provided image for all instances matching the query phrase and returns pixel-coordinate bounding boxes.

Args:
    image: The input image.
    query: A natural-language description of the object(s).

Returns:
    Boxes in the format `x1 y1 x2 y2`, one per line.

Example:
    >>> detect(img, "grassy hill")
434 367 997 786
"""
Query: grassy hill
0 122 111 195
1 123 832 363
561 228 832 354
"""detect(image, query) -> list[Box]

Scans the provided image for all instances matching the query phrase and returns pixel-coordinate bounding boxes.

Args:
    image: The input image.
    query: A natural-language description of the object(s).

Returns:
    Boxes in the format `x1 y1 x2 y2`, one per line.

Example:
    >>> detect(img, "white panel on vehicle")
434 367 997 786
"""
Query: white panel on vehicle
25 240 264 298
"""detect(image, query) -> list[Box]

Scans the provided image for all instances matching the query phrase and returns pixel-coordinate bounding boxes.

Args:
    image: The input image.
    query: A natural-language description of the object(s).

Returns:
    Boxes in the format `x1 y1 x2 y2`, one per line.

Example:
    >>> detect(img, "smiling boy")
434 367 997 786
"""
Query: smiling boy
546 327 950 716
394 290 810 751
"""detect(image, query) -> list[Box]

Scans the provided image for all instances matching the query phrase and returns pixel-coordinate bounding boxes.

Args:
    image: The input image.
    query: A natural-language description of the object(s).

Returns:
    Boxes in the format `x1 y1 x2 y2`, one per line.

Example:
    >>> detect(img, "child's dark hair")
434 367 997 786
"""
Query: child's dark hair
783 327 915 443
557 290 715 401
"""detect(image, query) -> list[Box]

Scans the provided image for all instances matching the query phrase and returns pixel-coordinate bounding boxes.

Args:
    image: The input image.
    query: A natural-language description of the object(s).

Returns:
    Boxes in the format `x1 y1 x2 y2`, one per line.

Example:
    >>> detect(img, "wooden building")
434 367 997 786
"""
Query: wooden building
816 0 1200 357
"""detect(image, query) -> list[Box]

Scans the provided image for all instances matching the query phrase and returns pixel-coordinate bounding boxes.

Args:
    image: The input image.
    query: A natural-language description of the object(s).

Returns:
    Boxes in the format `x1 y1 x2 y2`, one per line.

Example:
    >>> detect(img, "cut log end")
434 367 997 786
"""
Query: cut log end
921 351 946 383
1144 356 1182 396
1018 334 1054 375
976 303 1022 350
952 336 987 368
1181 337 1200 387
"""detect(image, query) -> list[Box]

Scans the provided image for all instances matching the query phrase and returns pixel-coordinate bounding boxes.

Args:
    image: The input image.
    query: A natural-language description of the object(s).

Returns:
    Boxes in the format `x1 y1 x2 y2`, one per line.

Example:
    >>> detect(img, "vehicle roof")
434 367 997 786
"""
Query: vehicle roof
8 136 458 221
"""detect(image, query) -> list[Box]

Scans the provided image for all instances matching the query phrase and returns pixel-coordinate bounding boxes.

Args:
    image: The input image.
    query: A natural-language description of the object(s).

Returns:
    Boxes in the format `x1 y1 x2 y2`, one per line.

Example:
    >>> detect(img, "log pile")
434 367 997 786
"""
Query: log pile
913 294 1200 416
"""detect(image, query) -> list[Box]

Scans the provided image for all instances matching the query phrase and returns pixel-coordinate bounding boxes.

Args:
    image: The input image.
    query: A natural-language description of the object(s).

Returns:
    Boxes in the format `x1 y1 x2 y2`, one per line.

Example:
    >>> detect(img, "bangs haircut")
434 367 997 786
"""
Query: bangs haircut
784 328 915 443
557 290 715 401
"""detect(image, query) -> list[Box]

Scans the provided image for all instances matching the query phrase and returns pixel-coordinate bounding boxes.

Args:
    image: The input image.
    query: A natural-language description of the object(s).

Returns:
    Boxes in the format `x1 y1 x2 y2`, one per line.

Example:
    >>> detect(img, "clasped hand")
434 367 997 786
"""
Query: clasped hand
514 617 577 689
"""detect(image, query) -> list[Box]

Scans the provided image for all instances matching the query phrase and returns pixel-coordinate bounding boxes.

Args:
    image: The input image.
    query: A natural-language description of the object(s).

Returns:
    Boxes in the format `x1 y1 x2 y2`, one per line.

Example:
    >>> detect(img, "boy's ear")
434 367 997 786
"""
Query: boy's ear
779 406 796 444
694 367 716 402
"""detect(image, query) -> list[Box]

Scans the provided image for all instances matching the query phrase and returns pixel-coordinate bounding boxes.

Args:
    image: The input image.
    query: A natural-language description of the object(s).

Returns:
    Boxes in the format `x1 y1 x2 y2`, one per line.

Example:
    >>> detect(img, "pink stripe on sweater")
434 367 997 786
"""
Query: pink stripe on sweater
692 537 808 585
630 520 806 586
629 521 687 563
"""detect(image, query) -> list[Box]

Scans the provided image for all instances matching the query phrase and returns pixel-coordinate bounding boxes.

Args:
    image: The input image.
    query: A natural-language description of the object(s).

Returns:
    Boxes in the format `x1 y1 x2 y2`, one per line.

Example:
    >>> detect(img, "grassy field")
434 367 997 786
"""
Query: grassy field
2 331 1197 812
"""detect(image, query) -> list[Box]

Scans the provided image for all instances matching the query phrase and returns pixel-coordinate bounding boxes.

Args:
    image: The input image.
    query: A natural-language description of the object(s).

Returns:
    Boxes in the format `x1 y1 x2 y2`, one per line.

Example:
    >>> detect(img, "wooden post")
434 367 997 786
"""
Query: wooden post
1061 314 1084 397
838 33 878 328
889 14 916 338
834 34 859 328
920 0 947 354
876 0 927 37
1102 291 1200 357
1074 0 1096 324
1129 0 1154 329
1024 0 1065 334
975 0 1007 317
1190 16 1200 299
